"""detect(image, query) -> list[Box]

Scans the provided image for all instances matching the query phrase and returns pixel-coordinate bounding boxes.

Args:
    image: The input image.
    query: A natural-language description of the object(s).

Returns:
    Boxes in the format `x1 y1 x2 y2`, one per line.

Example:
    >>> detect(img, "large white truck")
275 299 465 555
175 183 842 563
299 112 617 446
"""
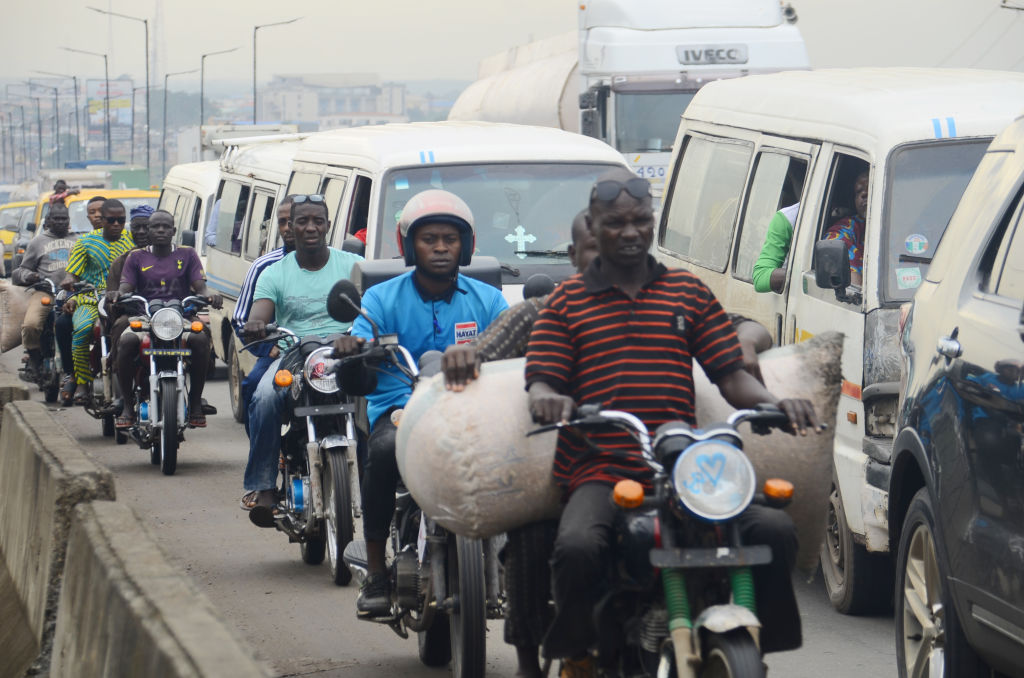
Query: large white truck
448 0 809 200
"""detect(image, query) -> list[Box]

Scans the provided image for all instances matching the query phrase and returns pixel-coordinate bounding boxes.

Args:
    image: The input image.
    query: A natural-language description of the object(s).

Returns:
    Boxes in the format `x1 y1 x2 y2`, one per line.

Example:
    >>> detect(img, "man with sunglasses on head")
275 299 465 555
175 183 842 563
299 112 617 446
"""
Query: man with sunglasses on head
241 194 363 518
524 168 821 677
61 198 134 405
232 196 296 434
331 189 508 618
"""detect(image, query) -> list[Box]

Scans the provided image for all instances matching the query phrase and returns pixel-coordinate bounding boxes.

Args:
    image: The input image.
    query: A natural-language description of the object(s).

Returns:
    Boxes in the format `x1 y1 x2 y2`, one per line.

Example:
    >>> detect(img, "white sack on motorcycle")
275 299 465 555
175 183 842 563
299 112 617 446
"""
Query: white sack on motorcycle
396 331 842 575
0 280 30 353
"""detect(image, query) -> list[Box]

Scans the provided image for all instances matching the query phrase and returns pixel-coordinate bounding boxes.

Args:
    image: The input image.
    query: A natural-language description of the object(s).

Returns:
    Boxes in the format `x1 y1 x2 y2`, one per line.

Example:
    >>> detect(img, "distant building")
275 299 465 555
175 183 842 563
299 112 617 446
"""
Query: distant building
260 73 407 129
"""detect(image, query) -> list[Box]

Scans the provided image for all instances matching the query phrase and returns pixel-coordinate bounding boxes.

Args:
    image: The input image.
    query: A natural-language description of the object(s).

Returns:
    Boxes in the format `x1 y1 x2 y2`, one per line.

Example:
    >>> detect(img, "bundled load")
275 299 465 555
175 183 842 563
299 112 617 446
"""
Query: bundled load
0 279 30 353
396 331 843 573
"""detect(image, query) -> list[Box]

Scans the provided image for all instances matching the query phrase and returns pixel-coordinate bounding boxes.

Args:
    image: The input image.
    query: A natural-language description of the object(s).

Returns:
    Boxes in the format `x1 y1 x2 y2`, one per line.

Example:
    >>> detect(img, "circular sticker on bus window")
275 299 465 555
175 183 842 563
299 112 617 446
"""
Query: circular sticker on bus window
905 234 929 255
895 266 922 290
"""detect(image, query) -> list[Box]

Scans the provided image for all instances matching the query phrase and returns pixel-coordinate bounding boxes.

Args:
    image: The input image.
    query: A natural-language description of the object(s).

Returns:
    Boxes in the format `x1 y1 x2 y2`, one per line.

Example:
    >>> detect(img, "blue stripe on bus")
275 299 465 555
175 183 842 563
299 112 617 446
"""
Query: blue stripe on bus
946 117 957 137
205 272 241 298
932 118 943 138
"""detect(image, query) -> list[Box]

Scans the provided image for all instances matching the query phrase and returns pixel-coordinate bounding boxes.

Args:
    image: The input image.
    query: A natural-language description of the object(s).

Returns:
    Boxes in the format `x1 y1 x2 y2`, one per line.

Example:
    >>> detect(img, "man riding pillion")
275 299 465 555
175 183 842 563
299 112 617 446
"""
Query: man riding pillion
332 189 508 618
240 194 363 522
12 202 75 381
115 209 221 428
523 170 821 677
61 198 135 405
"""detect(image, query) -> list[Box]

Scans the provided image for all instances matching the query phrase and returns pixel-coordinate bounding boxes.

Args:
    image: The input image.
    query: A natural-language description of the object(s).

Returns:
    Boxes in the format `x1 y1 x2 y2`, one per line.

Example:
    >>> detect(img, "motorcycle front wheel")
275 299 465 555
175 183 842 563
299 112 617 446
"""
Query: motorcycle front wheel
324 449 354 585
702 630 764 678
448 535 486 678
159 380 178 476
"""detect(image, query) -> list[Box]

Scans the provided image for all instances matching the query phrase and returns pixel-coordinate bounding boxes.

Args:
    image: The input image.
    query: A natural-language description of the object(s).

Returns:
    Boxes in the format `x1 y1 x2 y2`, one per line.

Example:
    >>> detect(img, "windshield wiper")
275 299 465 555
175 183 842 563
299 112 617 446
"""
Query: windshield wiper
501 263 521 277
898 254 932 264
515 249 569 258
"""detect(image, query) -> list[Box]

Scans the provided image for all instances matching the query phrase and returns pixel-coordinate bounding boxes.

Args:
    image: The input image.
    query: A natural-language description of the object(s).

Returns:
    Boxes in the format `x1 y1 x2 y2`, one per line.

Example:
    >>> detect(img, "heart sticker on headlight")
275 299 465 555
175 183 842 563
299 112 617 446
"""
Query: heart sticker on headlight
697 453 726 487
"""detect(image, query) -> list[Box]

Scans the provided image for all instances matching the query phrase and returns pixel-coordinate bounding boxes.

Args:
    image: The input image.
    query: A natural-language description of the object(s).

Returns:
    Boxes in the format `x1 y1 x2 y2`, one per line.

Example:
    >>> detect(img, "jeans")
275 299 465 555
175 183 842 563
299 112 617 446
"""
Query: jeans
243 357 287 492
242 354 277 436
361 411 399 542
542 483 802 660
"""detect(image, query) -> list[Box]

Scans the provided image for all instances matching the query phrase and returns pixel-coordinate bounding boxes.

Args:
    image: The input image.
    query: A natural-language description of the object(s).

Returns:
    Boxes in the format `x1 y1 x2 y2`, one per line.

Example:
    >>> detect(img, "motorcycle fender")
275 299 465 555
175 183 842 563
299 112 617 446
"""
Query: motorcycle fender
319 434 353 451
307 441 325 526
692 604 761 647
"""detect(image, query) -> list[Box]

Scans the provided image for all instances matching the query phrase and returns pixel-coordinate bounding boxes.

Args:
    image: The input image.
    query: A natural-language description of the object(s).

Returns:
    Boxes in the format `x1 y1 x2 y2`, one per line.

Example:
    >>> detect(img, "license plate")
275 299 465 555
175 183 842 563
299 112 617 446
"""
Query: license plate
142 348 192 357
649 545 772 569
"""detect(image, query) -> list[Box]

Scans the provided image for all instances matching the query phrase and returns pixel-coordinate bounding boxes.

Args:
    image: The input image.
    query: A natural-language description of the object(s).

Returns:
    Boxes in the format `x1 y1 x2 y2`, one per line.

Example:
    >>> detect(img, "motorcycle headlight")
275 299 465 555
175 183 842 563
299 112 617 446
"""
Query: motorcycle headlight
671 440 756 521
303 346 340 394
150 307 184 341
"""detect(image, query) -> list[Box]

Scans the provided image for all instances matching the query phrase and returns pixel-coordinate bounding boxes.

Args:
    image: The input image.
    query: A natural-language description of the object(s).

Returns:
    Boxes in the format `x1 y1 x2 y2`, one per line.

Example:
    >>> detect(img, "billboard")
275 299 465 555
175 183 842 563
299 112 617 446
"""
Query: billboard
87 79 133 142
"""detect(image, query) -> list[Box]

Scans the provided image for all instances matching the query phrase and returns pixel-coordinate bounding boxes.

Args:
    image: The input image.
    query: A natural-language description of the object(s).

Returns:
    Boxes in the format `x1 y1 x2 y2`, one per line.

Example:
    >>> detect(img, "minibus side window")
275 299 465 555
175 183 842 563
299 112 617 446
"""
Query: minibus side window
320 176 348 243
661 135 752 272
158 188 180 215
813 153 870 290
213 180 251 256
287 172 321 198
245 192 274 260
347 176 372 241
734 153 807 284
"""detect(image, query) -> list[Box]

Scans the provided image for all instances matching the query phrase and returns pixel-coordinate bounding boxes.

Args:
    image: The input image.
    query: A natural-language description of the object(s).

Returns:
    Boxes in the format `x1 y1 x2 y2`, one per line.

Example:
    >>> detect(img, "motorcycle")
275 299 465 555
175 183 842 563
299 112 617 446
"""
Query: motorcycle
240 324 360 586
17 278 64 403
328 280 503 678
527 404 799 678
119 294 211 475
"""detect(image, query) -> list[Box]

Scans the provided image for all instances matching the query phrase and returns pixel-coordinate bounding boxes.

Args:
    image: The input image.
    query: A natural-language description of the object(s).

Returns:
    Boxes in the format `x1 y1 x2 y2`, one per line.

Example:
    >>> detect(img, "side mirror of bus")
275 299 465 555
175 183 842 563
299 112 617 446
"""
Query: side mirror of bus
814 239 850 290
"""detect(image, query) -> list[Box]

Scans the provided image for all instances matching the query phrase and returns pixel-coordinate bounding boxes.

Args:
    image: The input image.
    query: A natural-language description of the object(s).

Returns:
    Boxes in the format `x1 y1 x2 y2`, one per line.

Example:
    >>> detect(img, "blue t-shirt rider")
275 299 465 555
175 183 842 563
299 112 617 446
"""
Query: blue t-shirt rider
332 189 507 618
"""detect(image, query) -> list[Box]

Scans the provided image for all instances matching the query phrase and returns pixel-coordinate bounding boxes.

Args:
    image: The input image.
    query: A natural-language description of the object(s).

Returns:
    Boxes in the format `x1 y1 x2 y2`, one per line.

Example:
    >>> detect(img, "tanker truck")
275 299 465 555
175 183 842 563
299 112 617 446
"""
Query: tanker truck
448 0 810 201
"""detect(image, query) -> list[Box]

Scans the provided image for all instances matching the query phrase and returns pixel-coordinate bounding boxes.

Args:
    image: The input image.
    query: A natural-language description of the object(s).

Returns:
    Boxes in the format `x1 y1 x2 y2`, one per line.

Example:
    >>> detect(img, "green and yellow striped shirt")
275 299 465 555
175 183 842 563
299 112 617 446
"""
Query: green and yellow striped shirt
66 228 135 294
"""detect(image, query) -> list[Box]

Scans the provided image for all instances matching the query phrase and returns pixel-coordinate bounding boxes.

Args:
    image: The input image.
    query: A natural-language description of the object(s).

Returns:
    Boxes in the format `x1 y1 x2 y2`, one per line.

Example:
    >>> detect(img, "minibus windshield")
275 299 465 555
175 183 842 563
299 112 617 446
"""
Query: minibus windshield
883 139 989 303
379 163 621 281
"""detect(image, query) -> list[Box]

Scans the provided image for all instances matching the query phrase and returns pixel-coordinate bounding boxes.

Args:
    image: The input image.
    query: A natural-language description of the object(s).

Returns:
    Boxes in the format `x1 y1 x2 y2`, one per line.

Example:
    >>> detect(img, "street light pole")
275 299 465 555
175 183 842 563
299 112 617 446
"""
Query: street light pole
61 47 111 161
88 7 150 178
162 68 199 179
252 18 301 124
26 81 59 168
35 72 81 163
201 46 239 134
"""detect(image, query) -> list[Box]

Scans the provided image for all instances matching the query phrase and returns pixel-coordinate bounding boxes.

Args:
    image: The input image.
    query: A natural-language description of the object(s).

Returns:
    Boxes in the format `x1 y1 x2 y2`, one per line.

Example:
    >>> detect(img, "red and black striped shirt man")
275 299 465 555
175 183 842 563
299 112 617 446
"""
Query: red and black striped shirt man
524 169 821 668
526 258 743 492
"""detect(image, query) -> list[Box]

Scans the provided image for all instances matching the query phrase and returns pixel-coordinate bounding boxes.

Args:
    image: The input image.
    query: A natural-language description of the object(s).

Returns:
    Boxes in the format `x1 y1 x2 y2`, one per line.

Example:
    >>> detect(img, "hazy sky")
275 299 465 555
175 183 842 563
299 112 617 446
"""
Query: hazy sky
2 0 1023 90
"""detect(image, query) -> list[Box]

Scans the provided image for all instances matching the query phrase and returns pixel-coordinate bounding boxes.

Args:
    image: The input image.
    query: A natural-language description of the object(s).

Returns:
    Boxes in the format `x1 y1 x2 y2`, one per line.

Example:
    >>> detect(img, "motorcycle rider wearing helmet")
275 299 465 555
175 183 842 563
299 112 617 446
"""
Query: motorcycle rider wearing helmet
332 189 508 618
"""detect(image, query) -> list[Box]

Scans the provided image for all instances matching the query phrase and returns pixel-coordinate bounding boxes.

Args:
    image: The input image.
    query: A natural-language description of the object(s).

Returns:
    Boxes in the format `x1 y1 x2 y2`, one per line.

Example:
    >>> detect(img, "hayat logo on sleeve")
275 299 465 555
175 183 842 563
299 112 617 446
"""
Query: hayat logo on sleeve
454 321 478 344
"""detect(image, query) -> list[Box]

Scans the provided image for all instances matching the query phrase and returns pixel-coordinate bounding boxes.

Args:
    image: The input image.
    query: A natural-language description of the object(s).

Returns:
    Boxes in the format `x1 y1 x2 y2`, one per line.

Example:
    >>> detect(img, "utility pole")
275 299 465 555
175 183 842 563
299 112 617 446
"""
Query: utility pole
62 47 111 161
35 72 81 163
252 18 301 124
162 68 198 179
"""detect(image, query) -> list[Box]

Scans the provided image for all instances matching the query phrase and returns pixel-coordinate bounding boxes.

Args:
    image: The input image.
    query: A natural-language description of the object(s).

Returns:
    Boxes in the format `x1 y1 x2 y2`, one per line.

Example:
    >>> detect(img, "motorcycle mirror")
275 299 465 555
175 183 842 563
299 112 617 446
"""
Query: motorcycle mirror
327 280 362 323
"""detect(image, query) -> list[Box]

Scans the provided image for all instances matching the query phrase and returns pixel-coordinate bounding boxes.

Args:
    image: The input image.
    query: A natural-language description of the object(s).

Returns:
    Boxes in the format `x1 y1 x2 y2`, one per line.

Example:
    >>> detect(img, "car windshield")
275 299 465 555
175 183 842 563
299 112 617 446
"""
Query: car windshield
883 139 990 303
613 91 696 154
379 163 620 282
67 197 158 234
0 207 25 230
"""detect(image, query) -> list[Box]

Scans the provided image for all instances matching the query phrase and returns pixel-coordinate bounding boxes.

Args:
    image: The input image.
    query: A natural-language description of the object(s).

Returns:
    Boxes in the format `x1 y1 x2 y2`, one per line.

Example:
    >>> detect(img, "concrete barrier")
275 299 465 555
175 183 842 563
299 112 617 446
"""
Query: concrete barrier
0 401 115 678
51 502 271 677
0 373 29 433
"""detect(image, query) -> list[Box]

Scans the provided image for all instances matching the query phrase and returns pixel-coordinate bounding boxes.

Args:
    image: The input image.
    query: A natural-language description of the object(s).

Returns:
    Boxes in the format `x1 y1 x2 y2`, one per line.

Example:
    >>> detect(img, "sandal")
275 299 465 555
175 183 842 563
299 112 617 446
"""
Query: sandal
188 412 207 428
115 413 135 429
239 490 260 511
72 387 90 406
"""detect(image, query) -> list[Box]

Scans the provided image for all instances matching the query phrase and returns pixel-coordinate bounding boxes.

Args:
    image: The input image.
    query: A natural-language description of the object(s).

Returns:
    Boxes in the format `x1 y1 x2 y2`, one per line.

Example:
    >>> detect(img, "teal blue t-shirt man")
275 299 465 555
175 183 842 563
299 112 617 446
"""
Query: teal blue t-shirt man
253 247 363 337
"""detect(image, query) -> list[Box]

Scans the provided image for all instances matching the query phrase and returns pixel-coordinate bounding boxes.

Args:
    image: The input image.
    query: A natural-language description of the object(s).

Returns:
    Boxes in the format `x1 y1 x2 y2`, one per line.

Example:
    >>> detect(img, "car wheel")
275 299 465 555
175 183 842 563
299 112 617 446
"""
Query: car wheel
895 488 988 678
820 477 893 615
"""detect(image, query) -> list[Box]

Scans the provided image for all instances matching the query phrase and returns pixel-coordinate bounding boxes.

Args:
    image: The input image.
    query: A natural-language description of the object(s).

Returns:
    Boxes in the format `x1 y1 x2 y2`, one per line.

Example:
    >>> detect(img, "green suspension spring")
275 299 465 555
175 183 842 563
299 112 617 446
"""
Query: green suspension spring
729 566 757 614
662 567 692 631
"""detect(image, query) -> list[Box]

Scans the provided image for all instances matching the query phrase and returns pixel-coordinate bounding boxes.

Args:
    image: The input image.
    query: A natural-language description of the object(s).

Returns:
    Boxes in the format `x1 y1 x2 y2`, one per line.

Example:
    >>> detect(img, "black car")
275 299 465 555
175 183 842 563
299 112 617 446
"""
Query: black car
892 116 1024 677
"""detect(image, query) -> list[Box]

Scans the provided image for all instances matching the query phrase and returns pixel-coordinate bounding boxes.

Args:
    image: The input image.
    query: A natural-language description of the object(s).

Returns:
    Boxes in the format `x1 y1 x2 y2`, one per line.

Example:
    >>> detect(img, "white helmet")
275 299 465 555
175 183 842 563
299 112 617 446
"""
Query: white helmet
396 189 475 267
